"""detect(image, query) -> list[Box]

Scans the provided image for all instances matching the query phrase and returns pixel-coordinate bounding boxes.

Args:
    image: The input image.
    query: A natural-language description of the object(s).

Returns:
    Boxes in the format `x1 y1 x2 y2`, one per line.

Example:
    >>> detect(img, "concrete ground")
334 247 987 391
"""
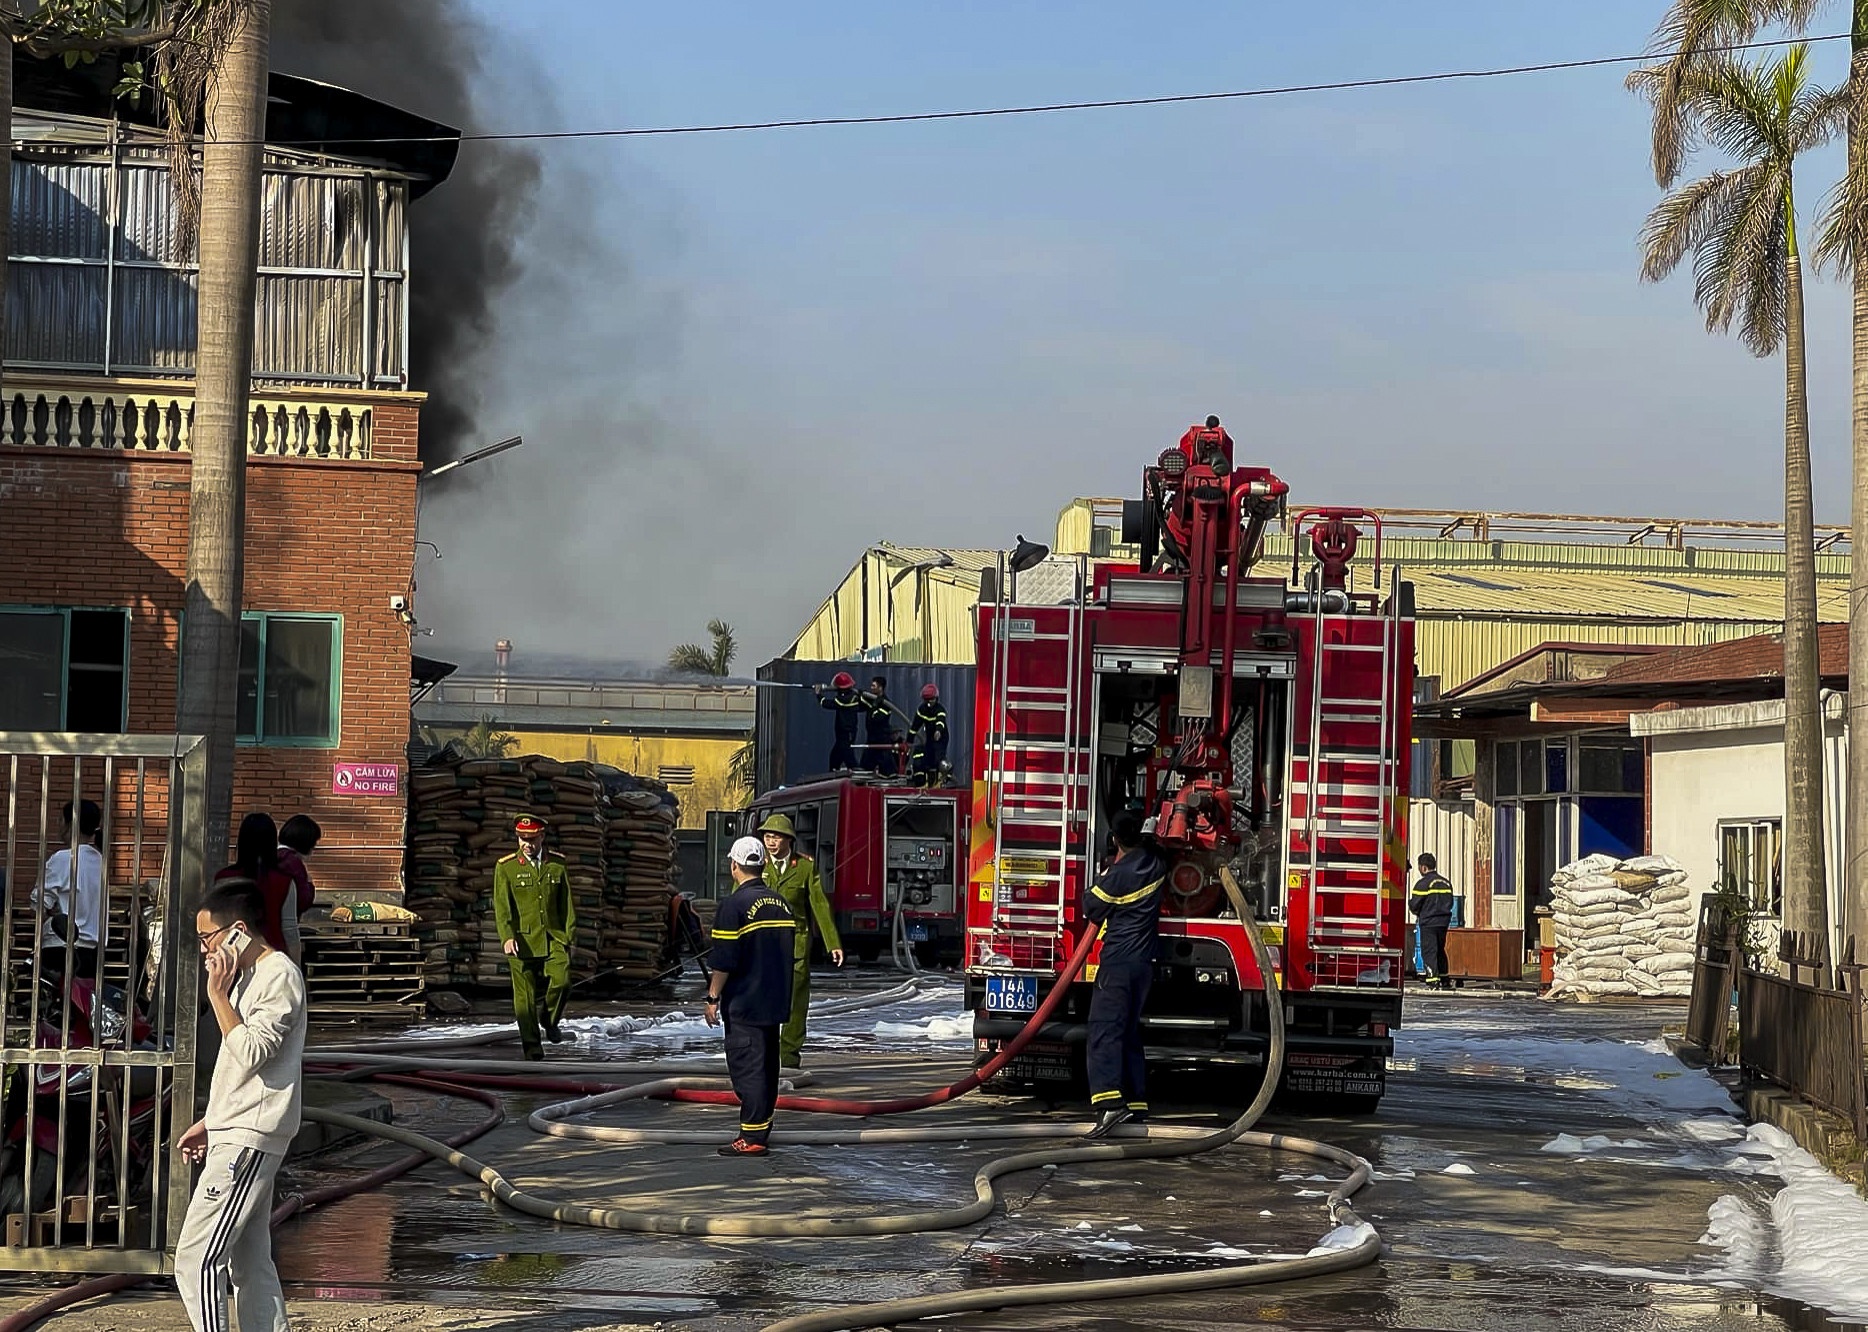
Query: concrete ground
0 979 1853 1331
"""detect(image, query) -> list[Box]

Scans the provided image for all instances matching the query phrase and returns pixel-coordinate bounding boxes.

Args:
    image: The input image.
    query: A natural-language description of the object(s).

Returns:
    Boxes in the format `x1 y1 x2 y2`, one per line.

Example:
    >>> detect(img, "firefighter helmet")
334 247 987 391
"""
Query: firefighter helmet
921 683 939 700
832 671 856 689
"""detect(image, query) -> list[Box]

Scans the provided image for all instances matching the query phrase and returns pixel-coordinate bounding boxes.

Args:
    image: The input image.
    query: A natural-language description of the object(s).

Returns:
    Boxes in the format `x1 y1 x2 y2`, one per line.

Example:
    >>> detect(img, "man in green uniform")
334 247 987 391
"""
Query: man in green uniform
493 814 575 1061
758 813 843 1067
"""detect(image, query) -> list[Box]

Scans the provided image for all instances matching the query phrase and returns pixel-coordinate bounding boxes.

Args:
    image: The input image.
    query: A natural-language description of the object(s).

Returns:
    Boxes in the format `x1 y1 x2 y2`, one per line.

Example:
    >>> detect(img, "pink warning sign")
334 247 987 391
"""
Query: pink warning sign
332 762 401 797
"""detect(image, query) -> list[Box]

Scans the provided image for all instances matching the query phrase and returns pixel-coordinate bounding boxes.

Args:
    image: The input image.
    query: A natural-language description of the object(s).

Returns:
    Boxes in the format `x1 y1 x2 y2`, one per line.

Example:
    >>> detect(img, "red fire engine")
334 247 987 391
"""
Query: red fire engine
964 419 1415 1110
746 775 968 965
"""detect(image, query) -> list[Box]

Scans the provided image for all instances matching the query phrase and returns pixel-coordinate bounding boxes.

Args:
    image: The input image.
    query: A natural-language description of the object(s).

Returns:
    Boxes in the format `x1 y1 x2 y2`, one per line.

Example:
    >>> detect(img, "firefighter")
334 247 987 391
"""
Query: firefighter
758 813 844 1068
493 815 576 1061
1177 414 1235 470
813 672 865 770
1083 814 1166 1139
861 675 899 776
909 683 949 786
702 837 796 1157
1409 853 1456 987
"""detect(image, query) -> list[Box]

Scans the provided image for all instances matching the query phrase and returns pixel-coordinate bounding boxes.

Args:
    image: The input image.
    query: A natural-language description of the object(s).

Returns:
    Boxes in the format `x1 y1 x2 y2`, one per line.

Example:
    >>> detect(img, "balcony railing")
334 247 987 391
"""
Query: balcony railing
0 380 371 459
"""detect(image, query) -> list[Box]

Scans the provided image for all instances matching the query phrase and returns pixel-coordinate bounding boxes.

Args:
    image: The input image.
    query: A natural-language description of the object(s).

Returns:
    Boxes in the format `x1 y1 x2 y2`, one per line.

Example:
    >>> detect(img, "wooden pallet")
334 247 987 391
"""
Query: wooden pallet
300 924 424 1015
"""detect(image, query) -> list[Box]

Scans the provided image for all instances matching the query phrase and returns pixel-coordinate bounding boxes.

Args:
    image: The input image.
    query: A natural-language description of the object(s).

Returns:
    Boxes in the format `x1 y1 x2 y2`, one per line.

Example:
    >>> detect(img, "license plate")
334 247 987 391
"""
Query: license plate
906 922 930 942
985 974 1038 1014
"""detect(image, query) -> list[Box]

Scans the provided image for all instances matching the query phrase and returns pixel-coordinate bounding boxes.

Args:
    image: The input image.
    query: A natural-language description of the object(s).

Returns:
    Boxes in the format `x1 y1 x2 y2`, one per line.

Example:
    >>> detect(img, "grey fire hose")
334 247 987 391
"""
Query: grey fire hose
294 869 1381 1330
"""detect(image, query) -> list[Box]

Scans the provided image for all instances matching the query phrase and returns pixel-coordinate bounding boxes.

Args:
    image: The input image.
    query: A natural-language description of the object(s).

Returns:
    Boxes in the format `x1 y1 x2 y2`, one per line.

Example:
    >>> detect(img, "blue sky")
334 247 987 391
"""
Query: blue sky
418 2 1856 668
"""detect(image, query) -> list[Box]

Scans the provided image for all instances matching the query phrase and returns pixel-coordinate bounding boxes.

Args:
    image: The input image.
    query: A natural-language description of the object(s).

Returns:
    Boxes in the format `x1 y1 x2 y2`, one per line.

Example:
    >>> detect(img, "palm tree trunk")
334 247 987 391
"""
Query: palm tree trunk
1848 33 1868 967
1782 240 1827 954
174 0 269 870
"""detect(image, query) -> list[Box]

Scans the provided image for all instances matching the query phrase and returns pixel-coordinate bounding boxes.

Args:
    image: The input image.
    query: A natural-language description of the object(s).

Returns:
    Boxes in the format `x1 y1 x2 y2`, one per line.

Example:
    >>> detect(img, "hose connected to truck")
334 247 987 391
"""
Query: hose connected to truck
5 871 1381 1331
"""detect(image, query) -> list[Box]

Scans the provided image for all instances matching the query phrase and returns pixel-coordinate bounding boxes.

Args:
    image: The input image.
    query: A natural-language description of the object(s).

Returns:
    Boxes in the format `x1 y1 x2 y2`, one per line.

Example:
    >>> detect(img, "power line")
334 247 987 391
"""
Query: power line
267 32 1851 149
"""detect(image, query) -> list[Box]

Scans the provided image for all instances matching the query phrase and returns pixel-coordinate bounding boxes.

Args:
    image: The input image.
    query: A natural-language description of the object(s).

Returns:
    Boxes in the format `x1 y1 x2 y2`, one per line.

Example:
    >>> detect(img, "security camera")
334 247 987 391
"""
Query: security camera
389 594 409 613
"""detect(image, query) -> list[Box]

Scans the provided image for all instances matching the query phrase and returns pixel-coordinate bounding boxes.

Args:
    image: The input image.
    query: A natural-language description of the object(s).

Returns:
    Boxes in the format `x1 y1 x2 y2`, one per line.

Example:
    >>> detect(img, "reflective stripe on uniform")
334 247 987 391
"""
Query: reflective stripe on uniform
1091 875 1164 907
1090 1089 1124 1104
711 919 795 941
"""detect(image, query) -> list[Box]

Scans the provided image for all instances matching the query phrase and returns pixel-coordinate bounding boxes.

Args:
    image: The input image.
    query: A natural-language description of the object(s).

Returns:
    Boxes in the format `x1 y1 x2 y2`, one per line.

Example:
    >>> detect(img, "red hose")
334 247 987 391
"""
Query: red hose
670 926 1098 1117
0 1072 504 1332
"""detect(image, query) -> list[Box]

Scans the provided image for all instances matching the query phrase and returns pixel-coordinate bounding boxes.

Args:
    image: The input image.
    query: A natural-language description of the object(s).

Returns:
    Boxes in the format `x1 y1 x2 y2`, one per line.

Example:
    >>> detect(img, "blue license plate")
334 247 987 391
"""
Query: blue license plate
985 974 1038 1014
906 922 930 943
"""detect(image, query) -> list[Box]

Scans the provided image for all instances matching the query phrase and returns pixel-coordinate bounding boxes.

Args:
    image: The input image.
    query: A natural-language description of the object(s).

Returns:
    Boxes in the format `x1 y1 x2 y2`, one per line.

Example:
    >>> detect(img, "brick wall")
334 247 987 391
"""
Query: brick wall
0 437 420 901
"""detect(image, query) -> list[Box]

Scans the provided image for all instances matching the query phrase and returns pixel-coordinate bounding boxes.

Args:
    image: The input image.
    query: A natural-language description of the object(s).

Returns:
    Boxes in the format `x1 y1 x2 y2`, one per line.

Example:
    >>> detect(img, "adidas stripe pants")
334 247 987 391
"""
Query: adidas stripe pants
175 1142 288 1332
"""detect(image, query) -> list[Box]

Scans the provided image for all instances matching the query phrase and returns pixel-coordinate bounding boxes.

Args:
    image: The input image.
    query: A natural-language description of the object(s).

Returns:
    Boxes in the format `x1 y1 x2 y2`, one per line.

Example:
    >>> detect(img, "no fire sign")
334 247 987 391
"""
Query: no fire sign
332 762 400 797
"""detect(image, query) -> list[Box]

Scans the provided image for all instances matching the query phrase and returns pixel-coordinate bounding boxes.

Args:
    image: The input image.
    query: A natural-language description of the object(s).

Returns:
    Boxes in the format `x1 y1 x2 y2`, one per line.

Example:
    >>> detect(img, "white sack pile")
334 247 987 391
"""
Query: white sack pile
1545 853 1697 1000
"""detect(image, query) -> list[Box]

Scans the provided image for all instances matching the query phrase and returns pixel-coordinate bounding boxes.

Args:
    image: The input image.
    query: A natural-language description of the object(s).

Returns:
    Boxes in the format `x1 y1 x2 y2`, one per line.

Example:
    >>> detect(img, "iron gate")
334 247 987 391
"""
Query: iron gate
0 733 205 1274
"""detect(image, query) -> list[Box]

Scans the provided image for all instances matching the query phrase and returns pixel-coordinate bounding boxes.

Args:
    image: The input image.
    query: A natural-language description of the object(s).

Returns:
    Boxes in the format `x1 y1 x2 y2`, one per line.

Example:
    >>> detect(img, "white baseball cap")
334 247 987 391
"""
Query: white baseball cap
729 836 766 868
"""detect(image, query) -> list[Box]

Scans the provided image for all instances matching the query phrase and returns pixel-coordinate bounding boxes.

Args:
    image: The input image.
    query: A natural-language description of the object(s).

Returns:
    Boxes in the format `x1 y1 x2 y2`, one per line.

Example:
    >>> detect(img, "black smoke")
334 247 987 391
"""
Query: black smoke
270 0 541 462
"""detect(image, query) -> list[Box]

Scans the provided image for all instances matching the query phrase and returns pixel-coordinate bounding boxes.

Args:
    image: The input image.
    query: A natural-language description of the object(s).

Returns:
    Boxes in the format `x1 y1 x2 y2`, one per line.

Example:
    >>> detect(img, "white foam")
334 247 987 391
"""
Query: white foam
1737 1124 1868 1320
1307 1221 1378 1257
1441 1162 1477 1175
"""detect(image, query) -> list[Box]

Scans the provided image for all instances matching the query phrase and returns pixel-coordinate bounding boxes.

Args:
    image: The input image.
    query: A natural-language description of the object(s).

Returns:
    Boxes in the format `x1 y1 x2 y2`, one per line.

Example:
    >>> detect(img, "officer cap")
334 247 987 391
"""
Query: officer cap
758 813 797 840
513 815 546 834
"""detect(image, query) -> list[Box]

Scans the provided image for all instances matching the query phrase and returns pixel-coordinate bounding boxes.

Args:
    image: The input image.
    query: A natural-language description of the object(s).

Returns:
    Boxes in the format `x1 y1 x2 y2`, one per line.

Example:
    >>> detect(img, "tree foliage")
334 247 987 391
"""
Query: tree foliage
668 619 739 678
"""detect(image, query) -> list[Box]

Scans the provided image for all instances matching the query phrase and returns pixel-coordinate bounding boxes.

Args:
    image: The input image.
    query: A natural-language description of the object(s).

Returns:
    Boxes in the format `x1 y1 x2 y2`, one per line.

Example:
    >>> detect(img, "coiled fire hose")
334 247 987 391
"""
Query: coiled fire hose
294 869 1380 1330
8 873 1380 1330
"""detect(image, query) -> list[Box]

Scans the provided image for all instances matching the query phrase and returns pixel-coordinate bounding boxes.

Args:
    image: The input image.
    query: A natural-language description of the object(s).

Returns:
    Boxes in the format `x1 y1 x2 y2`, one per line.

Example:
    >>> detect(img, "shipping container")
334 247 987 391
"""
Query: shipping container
755 658 976 795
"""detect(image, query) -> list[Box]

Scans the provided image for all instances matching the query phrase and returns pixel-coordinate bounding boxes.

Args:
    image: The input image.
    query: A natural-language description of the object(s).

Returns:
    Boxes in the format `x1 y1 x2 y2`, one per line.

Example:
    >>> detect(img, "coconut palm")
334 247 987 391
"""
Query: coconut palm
668 620 738 678
1634 43 1844 946
456 715 519 760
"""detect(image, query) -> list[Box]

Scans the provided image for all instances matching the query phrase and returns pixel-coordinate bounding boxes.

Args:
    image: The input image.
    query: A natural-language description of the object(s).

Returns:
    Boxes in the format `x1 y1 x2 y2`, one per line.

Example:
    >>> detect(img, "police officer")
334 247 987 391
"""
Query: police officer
861 676 898 776
1409 853 1456 987
814 672 865 770
759 813 844 1068
1083 814 1167 1139
909 683 949 786
703 837 796 1157
493 815 575 1061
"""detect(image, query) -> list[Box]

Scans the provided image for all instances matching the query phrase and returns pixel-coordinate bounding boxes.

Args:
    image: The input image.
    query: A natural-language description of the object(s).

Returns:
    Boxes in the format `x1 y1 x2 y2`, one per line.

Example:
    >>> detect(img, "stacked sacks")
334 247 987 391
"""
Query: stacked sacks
597 767 681 983
1546 853 1698 999
404 753 681 992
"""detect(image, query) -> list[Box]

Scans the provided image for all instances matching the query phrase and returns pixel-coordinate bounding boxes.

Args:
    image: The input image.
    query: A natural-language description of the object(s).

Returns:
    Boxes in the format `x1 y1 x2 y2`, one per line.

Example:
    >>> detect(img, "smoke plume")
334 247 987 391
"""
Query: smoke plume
270 0 541 462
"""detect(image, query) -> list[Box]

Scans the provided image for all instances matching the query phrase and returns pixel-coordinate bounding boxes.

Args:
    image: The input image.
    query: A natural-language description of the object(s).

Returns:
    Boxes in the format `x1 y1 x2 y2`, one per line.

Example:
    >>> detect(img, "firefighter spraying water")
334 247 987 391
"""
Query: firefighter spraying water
968 414 1416 1110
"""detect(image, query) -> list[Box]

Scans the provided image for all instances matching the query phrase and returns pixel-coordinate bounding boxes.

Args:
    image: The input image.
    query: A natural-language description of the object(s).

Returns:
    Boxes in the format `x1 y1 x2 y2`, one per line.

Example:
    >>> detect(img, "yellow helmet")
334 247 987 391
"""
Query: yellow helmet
757 813 797 840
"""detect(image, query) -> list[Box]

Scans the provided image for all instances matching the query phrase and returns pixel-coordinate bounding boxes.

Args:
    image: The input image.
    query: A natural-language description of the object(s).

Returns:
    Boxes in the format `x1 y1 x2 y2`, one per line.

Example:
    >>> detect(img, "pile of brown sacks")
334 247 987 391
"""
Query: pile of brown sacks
405 755 681 992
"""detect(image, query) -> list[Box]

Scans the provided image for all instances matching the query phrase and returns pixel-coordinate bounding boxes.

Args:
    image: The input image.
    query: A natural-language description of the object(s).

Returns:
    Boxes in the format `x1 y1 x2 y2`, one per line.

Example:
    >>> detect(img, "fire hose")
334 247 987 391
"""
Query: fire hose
7 872 1380 1330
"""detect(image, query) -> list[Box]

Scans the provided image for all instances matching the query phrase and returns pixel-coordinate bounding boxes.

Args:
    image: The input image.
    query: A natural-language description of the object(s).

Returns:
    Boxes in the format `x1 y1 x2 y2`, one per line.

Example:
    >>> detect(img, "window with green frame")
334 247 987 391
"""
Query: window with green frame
238 614 341 746
0 607 129 732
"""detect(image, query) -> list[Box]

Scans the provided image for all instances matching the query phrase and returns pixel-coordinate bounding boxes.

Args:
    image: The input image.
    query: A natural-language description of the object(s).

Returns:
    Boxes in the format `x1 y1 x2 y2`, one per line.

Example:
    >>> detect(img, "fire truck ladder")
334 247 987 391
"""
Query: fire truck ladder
980 556 1088 972
1299 567 1404 991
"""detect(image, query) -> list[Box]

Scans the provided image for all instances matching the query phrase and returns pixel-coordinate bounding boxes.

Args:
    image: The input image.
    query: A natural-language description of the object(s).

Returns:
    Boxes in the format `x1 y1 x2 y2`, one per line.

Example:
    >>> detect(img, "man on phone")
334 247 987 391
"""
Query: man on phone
493 815 576 1060
175 880 307 1332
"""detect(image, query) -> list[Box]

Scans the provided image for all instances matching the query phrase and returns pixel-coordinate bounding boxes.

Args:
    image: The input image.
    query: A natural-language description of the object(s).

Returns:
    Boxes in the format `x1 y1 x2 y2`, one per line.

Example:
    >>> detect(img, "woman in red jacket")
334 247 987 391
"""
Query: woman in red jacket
213 813 299 963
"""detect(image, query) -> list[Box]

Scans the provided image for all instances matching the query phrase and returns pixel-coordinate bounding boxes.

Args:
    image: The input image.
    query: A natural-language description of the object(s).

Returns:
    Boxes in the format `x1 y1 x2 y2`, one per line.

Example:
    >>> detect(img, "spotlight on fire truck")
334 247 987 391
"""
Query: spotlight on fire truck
1009 535 1050 573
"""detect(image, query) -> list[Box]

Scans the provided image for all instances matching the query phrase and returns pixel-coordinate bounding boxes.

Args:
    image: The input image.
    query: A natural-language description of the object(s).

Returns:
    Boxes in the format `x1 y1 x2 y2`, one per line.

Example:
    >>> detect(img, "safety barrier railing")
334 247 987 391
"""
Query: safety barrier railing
0 733 205 1275
1735 932 1865 1144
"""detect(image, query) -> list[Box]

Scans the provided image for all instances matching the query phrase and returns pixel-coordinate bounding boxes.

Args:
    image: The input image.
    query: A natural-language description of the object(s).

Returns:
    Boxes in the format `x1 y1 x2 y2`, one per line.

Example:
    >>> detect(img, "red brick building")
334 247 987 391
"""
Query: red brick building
0 65 461 899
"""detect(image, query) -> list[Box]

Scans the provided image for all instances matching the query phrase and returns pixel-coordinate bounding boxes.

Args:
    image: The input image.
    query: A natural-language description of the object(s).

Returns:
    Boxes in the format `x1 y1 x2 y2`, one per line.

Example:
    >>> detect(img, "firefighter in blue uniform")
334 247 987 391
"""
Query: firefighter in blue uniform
1083 814 1167 1138
703 836 797 1156
814 672 864 770
861 676 898 776
909 683 949 786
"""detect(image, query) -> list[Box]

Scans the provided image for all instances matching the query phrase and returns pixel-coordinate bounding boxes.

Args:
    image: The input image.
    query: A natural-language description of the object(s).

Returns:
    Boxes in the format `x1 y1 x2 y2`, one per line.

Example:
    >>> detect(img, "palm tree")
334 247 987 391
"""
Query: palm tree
668 619 738 677
1634 43 1843 949
456 715 520 760
667 620 755 800
174 0 269 871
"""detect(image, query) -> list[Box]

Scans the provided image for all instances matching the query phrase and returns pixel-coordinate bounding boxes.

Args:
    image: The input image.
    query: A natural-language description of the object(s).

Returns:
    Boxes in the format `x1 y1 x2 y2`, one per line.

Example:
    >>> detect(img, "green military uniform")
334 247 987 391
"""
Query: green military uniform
763 844 841 1067
493 847 576 1058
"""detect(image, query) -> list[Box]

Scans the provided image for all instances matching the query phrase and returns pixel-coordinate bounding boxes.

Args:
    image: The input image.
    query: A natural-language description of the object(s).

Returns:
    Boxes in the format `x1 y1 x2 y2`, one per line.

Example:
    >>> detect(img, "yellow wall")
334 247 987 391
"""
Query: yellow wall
424 728 746 827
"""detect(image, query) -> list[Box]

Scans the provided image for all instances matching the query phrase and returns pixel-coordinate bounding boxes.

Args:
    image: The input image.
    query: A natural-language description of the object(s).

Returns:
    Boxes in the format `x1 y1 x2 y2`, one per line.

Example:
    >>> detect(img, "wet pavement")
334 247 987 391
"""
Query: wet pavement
4 972 1864 1331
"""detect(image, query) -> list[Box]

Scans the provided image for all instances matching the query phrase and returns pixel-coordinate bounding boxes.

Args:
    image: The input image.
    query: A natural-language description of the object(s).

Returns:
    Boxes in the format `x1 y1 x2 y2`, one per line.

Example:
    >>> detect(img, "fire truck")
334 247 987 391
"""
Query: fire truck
745 775 967 965
963 419 1416 1111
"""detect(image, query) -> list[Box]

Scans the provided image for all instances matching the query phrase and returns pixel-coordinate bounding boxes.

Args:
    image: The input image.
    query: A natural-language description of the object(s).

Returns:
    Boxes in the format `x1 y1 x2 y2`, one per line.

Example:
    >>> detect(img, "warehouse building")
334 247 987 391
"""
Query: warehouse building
0 58 460 898
413 674 755 829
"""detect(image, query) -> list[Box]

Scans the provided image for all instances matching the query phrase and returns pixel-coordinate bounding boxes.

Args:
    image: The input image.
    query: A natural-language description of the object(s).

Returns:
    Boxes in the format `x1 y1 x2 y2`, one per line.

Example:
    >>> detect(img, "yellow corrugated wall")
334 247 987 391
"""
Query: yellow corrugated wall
420 729 745 828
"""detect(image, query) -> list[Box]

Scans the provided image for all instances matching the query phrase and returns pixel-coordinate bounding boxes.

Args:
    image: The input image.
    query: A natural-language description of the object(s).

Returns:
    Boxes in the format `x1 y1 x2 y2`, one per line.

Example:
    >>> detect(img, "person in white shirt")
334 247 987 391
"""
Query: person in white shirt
175 881 307 1332
38 799 103 978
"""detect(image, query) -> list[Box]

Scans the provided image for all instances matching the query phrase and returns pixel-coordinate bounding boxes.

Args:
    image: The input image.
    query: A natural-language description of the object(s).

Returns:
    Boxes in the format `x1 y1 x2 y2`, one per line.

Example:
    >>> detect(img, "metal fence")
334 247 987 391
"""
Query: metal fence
1735 932 1866 1144
1683 897 1742 1059
0 734 205 1274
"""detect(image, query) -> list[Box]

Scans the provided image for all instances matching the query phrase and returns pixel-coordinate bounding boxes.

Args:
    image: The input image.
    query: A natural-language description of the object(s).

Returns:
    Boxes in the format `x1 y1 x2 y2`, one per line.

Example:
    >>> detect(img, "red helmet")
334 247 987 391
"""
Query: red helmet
921 684 939 700
832 671 856 689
